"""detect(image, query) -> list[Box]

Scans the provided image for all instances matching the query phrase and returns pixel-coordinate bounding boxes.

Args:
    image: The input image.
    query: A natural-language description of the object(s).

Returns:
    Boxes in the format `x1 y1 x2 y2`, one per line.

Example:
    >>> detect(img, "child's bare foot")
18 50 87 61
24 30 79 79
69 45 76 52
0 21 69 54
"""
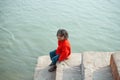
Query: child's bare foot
48 65 56 72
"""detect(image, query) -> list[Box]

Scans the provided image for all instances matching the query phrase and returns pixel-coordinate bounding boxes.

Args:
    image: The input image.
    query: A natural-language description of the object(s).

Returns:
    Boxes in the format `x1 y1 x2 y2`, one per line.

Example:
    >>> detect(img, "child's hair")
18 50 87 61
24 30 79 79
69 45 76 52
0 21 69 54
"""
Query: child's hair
56 29 68 39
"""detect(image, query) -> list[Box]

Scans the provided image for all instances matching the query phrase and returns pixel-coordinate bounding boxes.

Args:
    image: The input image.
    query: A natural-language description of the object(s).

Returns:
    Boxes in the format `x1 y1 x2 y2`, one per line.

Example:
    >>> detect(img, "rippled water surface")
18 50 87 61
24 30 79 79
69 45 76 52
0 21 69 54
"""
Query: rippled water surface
0 0 120 80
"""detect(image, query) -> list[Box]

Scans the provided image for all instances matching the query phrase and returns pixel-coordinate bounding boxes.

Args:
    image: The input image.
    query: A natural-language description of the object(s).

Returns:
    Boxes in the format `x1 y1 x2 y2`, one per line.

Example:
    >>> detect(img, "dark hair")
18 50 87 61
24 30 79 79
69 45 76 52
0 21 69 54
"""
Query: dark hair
56 29 68 39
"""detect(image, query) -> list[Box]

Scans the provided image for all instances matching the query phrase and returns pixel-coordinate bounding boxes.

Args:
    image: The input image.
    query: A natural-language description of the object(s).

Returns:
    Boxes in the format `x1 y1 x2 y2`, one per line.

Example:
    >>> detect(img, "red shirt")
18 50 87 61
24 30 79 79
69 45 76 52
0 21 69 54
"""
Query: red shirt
56 39 71 62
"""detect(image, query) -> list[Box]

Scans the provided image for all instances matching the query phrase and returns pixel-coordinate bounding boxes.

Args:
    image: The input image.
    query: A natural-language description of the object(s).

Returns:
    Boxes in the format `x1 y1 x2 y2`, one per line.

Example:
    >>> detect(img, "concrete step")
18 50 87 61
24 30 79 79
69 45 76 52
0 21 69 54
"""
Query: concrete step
56 53 81 80
34 53 81 80
34 55 56 80
110 52 120 80
83 52 114 80
34 52 116 80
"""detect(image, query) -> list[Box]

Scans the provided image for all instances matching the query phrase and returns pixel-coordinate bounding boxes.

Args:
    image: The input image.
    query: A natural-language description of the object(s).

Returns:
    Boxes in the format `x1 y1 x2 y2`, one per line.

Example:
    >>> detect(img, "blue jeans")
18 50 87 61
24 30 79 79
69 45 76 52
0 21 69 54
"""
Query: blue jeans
49 50 59 65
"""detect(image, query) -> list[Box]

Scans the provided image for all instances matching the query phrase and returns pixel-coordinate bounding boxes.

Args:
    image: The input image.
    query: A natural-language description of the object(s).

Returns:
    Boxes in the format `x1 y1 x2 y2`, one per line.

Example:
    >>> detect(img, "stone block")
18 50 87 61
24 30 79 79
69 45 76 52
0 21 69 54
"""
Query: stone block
110 53 120 80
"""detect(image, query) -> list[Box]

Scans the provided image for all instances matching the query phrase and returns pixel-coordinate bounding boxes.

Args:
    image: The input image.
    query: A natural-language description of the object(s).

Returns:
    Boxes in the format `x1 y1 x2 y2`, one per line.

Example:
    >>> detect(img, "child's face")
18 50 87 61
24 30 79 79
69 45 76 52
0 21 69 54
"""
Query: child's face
57 34 65 41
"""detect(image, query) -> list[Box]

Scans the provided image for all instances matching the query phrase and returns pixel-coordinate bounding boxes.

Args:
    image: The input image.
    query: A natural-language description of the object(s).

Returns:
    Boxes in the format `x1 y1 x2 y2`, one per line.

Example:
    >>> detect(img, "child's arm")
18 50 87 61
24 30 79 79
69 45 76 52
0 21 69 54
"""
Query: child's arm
58 46 70 62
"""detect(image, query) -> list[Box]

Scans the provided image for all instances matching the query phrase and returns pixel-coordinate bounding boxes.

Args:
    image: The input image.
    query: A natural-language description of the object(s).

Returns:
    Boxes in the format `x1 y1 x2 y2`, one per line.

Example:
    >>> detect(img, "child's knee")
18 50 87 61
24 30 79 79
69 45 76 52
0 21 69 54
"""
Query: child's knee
52 56 59 61
50 50 56 55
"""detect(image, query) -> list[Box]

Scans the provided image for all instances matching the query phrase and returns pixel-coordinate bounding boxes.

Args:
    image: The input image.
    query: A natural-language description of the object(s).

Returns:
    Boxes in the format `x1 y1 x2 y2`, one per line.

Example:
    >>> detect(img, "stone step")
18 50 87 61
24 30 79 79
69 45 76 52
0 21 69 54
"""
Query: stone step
34 52 115 80
34 55 56 80
83 52 114 80
55 53 81 80
34 53 81 80
110 52 120 80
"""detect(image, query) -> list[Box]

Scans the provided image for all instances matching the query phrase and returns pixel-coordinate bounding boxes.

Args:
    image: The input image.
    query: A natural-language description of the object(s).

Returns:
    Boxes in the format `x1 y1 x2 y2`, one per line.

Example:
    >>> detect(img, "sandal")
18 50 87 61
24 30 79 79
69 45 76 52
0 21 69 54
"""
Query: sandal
48 65 57 72
49 63 54 66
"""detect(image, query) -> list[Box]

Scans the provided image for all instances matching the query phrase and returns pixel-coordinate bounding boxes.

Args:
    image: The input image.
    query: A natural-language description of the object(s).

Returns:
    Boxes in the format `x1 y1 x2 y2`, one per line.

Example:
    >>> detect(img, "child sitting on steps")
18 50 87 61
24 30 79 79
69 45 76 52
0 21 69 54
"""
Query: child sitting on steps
48 29 71 72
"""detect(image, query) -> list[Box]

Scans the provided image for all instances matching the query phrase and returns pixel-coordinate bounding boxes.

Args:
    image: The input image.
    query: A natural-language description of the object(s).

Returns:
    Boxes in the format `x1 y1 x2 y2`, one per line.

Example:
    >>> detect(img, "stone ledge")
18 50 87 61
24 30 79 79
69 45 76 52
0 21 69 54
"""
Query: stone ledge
56 53 81 80
34 56 56 80
34 53 82 80
83 52 114 80
110 53 120 80
34 52 116 80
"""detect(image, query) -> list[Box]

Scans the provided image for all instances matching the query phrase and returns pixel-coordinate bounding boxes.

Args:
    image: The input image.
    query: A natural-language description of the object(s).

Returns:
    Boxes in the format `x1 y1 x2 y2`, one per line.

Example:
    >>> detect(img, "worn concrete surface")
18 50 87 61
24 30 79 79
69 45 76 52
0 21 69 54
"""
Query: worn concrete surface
34 53 82 80
56 53 81 80
34 56 56 80
34 52 116 80
83 52 114 80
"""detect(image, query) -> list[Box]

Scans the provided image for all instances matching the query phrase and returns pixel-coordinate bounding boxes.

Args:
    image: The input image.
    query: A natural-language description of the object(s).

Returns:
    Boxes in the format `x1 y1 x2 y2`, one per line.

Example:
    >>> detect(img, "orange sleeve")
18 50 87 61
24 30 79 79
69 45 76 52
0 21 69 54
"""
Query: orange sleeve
58 46 70 62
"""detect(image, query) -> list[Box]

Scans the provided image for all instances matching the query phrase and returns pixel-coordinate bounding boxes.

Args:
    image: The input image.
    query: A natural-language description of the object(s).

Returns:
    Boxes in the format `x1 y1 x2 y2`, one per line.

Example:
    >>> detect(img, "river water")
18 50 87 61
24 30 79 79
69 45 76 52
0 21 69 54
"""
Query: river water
0 0 120 80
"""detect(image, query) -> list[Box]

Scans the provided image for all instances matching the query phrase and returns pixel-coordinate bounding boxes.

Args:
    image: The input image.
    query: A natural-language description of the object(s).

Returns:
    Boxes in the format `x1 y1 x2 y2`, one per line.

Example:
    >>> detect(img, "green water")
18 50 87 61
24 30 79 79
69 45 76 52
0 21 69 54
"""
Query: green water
0 0 120 80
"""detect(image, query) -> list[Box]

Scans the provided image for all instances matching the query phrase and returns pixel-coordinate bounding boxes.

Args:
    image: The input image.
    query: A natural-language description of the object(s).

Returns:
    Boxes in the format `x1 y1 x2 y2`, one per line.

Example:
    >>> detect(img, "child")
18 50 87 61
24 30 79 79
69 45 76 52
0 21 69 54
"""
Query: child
48 29 71 72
